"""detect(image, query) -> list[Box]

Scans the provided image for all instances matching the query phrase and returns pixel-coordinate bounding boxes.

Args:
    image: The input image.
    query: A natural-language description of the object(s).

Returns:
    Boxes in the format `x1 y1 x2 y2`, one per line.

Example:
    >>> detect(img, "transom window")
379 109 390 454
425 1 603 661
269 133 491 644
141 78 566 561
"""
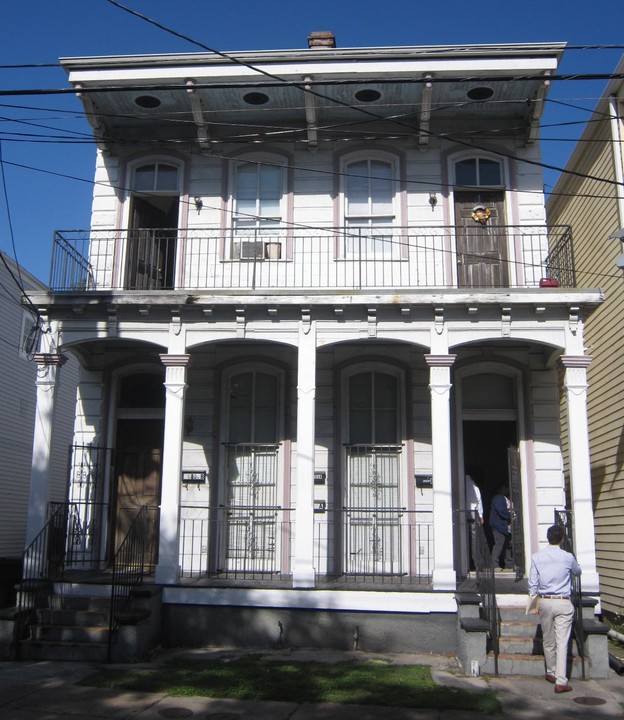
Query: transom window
344 159 396 257
455 158 501 187
133 163 179 192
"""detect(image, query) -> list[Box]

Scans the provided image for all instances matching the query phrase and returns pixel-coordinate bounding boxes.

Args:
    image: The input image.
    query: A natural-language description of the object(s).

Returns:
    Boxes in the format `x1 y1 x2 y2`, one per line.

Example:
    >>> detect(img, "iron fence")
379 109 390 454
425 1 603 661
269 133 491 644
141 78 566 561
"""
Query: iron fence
474 518 499 675
50 225 575 292
314 508 433 585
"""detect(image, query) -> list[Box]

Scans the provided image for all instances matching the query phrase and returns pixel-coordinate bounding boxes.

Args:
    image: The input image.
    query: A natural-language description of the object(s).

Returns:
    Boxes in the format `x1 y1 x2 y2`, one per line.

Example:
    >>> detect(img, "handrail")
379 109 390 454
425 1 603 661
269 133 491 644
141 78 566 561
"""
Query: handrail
474 519 499 675
554 509 585 679
107 505 151 662
16 503 69 657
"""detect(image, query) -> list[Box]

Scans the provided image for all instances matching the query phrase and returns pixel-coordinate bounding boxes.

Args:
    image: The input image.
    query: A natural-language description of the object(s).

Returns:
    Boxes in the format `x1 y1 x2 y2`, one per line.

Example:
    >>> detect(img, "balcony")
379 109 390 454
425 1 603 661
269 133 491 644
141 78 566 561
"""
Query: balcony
50 225 575 294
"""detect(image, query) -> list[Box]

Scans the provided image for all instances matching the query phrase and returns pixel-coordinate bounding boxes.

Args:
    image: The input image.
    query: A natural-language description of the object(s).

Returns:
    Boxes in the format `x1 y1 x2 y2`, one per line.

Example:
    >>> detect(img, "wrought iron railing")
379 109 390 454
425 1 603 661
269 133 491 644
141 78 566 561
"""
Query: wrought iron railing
314 508 433 585
554 509 585 679
108 505 156 661
49 225 575 292
15 503 70 656
474 519 499 675
179 505 292 580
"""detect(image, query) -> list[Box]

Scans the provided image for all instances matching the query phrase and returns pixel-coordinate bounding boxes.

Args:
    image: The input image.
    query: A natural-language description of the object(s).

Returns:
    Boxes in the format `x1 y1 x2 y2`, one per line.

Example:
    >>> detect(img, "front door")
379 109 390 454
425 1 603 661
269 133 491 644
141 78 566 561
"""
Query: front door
112 419 163 568
455 191 508 288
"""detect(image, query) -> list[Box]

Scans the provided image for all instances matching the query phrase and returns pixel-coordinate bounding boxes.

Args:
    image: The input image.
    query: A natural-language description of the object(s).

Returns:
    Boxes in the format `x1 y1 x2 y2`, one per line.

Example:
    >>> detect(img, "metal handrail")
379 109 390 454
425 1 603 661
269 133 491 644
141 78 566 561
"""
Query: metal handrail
15 503 69 657
107 505 152 662
474 519 499 675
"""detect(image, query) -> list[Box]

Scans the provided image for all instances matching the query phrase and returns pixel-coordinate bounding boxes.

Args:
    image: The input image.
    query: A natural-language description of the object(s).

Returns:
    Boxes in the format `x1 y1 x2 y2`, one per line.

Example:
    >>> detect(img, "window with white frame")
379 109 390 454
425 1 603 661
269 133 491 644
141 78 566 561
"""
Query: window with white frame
232 162 284 259
133 162 179 192
454 157 502 186
344 158 397 257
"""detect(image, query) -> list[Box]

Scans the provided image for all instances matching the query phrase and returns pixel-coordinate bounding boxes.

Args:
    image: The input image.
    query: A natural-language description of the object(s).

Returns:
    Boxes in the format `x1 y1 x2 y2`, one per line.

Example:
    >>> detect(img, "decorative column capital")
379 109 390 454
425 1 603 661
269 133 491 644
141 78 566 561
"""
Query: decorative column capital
160 353 191 368
560 355 592 369
424 354 457 368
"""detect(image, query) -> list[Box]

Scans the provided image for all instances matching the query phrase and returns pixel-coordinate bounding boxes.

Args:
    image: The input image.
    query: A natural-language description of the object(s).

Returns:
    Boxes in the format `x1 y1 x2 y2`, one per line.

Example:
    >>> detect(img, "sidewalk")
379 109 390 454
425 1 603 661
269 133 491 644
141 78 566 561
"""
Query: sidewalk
1 647 623 720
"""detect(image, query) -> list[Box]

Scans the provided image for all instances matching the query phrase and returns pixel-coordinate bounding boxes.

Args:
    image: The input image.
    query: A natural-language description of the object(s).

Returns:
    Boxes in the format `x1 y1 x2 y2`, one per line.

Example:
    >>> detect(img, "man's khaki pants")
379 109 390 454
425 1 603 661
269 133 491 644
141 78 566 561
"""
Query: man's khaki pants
537 598 575 685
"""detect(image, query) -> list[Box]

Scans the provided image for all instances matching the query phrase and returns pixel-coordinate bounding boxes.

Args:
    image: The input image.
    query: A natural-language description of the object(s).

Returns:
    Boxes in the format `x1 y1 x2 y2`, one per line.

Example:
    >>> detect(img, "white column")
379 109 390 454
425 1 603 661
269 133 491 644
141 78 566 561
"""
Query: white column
425 353 457 590
155 353 190 585
293 320 317 588
560 355 599 592
25 352 67 547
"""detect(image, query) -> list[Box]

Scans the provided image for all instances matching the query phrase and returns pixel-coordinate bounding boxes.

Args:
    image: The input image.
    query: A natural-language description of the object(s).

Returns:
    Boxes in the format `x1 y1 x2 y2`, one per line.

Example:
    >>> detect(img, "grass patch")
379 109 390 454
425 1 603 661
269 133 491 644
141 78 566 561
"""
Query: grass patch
82 655 500 713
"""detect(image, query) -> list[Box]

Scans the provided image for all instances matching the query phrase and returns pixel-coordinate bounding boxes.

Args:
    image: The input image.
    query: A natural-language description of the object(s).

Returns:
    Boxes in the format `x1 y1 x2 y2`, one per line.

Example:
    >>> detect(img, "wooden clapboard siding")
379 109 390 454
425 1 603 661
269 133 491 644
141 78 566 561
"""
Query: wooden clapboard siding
547 86 624 615
0 253 79 560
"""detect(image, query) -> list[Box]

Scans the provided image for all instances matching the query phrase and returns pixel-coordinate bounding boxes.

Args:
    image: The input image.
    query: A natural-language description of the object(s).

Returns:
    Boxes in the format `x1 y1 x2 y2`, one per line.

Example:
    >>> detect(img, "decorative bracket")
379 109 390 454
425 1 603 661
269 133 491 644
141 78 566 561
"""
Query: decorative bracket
107 306 117 337
434 306 444 335
368 307 377 338
303 76 318 149
301 307 311 334
418 75 433 146
501 306 511 337
75 84 110 154
171 308 182 336
236 307 246 338
569 306 580 335
186 79 212 154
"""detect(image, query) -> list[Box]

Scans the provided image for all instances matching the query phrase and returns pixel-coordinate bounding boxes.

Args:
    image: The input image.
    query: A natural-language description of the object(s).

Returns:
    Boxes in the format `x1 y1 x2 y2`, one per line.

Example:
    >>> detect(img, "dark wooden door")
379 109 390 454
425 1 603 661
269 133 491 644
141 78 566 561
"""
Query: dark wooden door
112 419 163 567
455 191 508 288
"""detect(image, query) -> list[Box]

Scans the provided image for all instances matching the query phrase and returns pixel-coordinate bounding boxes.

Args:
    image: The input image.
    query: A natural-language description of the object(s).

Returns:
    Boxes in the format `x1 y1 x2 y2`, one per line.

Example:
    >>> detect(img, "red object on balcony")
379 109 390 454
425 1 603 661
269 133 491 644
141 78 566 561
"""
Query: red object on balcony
539 278 559 288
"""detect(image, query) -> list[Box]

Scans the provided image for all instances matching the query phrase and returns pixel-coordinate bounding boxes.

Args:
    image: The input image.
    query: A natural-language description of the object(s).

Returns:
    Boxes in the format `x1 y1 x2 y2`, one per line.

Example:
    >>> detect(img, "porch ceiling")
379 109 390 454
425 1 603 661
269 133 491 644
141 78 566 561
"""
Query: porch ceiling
61 42 564 146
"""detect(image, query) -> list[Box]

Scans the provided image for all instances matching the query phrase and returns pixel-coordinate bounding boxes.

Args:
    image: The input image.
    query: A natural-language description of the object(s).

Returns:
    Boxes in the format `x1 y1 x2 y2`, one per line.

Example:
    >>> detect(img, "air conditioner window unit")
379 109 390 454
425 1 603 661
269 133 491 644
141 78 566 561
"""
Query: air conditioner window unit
238 241 265 260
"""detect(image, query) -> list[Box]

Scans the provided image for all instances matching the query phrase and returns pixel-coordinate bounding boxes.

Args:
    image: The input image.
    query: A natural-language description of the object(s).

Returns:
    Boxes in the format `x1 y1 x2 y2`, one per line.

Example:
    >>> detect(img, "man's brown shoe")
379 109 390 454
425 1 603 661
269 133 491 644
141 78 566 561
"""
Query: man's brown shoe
554 684 573 694
545 674 556 684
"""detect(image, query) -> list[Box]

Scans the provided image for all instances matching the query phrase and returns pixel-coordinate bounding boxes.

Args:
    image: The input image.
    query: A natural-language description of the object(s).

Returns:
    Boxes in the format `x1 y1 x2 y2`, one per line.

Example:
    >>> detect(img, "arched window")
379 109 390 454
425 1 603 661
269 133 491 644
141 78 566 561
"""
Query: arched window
126 159 182 289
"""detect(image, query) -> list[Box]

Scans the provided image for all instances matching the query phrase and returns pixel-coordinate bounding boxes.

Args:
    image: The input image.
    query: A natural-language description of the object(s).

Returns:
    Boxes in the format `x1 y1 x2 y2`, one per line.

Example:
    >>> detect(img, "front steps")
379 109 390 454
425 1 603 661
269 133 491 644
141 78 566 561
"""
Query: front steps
10 583 162 662
457 592 609 679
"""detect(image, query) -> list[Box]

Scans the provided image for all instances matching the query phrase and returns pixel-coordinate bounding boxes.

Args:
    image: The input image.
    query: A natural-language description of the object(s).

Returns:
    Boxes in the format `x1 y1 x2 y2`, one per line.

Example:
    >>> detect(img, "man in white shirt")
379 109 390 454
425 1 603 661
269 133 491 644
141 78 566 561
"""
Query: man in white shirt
528 524 582 694
465 474 483 570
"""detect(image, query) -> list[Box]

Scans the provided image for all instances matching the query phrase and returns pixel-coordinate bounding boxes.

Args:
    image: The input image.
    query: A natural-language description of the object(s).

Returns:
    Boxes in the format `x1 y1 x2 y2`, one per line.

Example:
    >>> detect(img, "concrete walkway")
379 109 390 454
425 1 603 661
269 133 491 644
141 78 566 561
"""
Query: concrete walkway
1 647 623 720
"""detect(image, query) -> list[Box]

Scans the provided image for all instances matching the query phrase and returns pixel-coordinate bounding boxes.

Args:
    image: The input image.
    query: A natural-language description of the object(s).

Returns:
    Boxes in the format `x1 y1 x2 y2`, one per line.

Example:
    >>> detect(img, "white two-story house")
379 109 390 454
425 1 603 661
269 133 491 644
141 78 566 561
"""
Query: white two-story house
24 35 604 656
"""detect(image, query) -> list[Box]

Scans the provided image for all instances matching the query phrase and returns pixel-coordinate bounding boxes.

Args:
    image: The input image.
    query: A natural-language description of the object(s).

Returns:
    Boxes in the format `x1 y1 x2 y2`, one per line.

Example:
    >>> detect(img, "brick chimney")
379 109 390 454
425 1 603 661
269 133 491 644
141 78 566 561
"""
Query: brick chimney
307 31 336 49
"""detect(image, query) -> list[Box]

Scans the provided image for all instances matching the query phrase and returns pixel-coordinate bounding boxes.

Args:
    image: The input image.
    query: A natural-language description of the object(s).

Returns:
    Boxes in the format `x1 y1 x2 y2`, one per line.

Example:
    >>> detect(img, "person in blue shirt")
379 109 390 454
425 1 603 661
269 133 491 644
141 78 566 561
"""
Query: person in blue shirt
489 485 513 570
528 524 582 694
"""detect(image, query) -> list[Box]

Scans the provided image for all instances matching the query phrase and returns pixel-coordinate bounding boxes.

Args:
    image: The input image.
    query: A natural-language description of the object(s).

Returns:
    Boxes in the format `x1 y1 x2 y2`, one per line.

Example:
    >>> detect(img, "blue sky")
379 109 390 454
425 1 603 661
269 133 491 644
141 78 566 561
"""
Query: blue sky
1 0 622 282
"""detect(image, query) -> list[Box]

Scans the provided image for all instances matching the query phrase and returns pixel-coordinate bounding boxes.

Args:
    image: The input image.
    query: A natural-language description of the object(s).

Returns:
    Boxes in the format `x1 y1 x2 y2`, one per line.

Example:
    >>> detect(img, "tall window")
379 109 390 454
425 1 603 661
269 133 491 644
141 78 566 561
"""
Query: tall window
232 162 283 258
344 159 396 257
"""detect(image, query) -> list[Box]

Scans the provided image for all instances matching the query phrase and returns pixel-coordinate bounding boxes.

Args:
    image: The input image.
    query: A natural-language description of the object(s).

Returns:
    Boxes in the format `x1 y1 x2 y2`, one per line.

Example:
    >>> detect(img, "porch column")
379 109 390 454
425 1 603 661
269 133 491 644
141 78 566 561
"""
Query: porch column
25 352 68 546
293 319 317 588
425 353 457 590
560 355 599 592
155 353 190 585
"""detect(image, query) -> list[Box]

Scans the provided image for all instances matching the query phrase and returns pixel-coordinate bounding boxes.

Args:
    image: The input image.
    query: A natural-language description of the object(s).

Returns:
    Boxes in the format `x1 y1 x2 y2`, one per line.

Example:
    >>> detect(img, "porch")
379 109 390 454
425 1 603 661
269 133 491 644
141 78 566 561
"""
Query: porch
50 224 575 293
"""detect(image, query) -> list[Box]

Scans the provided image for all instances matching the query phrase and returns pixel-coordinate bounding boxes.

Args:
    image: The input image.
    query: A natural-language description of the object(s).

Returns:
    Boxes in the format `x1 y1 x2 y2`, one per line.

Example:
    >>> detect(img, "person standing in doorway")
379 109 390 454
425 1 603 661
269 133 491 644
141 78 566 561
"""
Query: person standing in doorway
466 473 483 570
528 524 581 694
490 484 513 570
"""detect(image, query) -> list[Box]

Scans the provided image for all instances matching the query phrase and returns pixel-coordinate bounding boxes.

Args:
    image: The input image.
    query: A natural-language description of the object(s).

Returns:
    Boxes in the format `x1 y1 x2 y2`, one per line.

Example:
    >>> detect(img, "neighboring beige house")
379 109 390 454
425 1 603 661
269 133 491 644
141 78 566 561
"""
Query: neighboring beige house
547 55 624 621
19 36 607 667
0 253 78 606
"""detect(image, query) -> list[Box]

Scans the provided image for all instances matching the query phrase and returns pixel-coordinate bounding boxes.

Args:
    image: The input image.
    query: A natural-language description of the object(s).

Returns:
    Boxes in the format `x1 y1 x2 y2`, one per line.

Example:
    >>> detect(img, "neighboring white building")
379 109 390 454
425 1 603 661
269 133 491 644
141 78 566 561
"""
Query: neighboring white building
25 36 604 652
0 253 77 606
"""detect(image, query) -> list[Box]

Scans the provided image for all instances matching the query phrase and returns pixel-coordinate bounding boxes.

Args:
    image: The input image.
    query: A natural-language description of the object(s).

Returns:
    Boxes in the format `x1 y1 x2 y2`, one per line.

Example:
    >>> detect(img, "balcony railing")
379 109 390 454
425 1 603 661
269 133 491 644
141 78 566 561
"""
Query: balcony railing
50 225 575 293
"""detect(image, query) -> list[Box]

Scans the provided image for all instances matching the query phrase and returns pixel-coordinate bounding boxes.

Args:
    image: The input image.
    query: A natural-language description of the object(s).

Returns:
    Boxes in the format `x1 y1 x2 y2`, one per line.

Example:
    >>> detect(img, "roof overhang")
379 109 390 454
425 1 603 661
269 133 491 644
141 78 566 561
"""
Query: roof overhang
61 42 565 150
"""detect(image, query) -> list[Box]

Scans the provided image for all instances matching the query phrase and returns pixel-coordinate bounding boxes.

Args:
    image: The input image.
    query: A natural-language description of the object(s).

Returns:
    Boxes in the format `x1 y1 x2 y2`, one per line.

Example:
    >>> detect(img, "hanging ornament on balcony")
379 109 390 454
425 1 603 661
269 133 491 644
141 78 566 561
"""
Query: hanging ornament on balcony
471 204 491 225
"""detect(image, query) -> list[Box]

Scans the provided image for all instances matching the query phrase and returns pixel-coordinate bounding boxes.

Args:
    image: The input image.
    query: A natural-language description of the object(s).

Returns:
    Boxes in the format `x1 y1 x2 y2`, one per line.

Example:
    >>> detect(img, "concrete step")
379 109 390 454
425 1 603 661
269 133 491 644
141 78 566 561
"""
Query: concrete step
32 623 109 643
36 608 109 627
20 639 108 663
500 620 541 638
482 652 585 678
498 635 543 655
51 595 110 612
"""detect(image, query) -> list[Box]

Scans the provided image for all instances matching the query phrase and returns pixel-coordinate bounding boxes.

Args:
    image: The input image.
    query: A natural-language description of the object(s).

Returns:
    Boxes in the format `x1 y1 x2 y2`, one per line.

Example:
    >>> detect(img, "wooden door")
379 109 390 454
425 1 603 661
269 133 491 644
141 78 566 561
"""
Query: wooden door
508 446 525 579
455 191 508 288
127 196 178 289
112 419 163 567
